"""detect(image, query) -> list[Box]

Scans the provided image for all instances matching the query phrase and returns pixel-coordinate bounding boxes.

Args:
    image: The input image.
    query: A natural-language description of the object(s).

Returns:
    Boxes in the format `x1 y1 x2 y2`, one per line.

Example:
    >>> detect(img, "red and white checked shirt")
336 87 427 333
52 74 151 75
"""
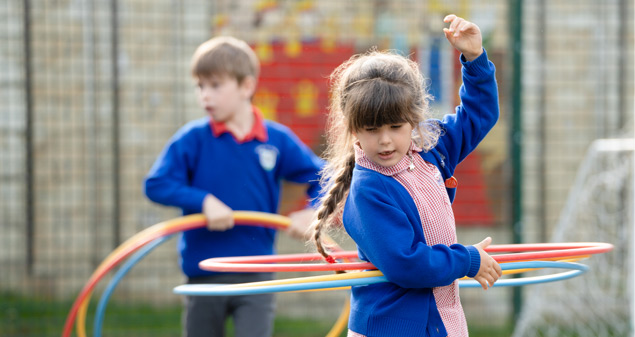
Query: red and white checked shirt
349 142 468 337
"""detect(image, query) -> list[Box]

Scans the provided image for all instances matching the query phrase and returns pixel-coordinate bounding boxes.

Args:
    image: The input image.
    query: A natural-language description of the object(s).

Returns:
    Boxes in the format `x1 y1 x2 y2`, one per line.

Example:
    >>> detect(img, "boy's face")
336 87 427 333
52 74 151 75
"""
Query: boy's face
196 74 253 123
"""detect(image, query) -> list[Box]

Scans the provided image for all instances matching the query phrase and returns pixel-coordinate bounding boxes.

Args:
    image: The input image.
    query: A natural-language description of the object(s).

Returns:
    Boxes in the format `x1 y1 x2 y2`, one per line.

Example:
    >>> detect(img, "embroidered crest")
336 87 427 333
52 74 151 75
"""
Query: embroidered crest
255 144 279 172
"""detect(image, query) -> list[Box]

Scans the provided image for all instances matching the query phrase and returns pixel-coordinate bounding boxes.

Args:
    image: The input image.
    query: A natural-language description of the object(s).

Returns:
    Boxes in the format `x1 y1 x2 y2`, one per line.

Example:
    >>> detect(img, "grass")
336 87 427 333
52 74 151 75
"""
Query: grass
1 292 512 337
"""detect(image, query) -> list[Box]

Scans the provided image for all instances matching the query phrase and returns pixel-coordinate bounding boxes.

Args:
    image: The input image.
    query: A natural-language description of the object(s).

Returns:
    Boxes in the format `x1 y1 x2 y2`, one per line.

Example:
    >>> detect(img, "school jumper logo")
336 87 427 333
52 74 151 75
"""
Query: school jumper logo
255 145 279 172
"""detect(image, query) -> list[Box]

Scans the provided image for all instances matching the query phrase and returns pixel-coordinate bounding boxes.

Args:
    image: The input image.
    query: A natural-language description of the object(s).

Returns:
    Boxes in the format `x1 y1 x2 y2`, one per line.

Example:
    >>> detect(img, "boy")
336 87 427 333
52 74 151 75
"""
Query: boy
144 36 324 337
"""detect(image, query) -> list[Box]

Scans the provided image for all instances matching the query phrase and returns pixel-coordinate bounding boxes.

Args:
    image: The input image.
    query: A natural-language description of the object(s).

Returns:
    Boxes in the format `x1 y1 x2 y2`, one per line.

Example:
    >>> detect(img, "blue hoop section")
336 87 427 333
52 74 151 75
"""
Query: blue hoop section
94 235 173 337
173 261 589 296
175 274 389 296
458 261 589 288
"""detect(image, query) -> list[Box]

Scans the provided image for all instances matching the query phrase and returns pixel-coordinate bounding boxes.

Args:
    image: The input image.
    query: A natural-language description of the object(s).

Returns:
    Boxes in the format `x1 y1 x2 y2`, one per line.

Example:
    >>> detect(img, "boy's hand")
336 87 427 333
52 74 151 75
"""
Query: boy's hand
202 194 234 231
443 14 483 61
472 237 502 290
286 208 316 240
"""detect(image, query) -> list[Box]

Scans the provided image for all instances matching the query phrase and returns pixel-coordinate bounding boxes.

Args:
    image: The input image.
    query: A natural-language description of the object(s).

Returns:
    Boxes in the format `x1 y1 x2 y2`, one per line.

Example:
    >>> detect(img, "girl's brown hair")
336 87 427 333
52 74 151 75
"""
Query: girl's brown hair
312 49 440 262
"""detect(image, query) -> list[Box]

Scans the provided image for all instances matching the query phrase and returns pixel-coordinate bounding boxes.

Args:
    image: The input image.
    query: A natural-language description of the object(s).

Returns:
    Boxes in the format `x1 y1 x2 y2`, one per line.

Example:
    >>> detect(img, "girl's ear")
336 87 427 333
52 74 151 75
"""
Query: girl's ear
351 132 361 147
352 136 362 150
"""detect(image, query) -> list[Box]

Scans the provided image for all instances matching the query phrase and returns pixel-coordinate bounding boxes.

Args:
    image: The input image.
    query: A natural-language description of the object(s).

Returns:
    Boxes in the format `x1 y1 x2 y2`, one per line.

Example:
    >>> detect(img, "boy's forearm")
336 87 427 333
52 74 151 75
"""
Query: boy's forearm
144 178 208 213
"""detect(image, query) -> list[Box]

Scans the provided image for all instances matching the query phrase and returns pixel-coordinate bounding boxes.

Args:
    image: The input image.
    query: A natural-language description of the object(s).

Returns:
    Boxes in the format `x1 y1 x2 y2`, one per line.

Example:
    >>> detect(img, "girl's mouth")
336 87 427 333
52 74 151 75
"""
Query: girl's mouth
378 150 395 160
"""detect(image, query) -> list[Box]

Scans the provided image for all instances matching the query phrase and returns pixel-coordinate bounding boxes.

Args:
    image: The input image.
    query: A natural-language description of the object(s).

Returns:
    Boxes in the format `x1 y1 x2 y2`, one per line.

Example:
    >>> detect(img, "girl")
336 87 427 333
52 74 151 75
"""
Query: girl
312 15 502 337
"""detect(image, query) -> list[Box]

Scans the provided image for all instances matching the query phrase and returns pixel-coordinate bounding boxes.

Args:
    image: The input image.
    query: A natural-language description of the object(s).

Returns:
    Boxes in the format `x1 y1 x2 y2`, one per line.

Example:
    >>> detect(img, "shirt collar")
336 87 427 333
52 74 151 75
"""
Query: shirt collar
355 142 422 176
210 105 268 143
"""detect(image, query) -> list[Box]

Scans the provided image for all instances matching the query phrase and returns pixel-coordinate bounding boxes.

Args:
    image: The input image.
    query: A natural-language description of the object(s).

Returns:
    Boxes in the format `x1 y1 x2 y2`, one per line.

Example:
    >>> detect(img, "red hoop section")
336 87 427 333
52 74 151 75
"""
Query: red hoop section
200 251 375 272
487 242 614 262
199 242 613 273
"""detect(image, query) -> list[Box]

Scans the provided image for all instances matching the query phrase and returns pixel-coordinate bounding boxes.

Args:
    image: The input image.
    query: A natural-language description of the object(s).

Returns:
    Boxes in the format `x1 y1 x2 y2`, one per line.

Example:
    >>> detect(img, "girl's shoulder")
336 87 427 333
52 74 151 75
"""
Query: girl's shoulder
351 165 407 196
352 165 387 181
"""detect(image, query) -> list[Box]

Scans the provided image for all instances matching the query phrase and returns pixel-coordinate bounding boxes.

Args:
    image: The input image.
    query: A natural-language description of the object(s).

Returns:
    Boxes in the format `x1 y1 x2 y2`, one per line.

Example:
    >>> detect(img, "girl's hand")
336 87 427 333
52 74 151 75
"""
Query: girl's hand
443 14 483 61
472 237 503 290
202 194 235 231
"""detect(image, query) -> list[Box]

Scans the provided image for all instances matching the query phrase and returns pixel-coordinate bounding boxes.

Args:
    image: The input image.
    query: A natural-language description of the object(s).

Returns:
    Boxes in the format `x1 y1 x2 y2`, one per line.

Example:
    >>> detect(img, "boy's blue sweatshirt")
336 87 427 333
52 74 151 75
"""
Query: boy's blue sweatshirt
144 118 323 277
343 50 499 337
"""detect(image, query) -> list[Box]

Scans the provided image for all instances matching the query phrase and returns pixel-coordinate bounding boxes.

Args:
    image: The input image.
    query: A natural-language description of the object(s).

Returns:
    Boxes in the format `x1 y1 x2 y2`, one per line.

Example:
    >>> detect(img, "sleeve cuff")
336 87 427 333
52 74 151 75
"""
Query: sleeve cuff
184 190 209 214
460 48 495 78
465 245 481 278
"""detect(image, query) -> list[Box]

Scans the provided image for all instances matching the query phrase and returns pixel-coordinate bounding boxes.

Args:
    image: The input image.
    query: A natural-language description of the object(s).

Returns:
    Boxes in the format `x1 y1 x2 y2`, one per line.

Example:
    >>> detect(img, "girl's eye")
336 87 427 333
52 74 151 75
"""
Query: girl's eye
390 124 403 129
365 127 377 132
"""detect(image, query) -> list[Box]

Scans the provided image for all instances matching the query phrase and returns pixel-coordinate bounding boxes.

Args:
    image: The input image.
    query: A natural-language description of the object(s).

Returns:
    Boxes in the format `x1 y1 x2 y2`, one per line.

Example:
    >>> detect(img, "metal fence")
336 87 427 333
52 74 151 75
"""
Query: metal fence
1 1 632 336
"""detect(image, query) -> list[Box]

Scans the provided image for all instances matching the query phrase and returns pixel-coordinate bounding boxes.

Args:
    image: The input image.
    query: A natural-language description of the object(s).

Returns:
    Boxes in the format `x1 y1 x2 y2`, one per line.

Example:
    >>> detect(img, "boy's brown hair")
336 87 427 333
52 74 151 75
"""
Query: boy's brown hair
190 36 260 83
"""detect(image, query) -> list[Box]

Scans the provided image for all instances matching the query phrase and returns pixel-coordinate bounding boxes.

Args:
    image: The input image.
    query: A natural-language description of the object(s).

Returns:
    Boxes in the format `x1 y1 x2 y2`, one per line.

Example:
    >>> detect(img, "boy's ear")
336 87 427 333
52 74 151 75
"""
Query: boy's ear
240 76 257 98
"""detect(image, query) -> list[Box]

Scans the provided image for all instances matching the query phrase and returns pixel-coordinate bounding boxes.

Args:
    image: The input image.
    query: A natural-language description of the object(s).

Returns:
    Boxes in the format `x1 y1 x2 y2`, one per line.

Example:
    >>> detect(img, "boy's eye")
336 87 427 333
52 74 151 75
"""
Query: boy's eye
364 127 377 132
390 124 403 129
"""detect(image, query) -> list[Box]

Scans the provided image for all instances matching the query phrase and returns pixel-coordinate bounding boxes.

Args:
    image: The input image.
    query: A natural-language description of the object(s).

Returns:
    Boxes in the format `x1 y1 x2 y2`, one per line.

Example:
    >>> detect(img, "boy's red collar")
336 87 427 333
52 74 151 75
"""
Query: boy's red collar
210 106 268 143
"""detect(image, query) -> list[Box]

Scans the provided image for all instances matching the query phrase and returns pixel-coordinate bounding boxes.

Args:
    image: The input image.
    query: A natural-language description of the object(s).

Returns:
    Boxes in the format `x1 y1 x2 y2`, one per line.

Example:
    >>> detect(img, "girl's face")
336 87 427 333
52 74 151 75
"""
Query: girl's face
354 123 413 168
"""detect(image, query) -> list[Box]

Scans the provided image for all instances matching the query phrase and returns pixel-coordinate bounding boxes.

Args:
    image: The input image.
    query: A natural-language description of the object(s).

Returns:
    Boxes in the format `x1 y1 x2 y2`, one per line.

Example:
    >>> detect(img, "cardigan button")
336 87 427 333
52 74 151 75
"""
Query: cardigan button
444 176 458 188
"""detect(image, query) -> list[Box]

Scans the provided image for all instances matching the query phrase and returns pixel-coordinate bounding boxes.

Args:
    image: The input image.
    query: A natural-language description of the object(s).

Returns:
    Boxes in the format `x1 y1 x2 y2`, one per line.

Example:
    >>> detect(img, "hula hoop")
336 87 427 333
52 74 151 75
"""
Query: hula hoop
484 242 613 262
458 261 588 287
63 212 293 337
200 251 373 272
94 235 172 337
174 261 589 296
198 242 613 273
64 208 613 337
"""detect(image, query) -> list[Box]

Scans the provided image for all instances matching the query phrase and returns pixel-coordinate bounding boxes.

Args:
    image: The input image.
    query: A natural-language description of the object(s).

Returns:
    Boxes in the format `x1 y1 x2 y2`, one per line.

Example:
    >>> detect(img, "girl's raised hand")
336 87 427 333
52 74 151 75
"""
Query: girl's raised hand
443 14 483 61
472 237 503 290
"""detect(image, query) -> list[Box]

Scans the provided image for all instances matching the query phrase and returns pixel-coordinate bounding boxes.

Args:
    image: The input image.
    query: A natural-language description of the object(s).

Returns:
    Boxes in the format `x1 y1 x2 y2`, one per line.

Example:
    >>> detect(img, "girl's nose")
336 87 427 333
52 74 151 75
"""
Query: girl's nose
378 130 391 145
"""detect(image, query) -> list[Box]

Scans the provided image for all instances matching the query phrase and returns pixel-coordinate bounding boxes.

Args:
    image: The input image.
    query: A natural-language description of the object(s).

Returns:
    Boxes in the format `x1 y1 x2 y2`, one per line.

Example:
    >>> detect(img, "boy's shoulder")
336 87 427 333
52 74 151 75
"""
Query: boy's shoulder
262 118 290 133
171 117 210 139
262 118 298 142
180 117 210 132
